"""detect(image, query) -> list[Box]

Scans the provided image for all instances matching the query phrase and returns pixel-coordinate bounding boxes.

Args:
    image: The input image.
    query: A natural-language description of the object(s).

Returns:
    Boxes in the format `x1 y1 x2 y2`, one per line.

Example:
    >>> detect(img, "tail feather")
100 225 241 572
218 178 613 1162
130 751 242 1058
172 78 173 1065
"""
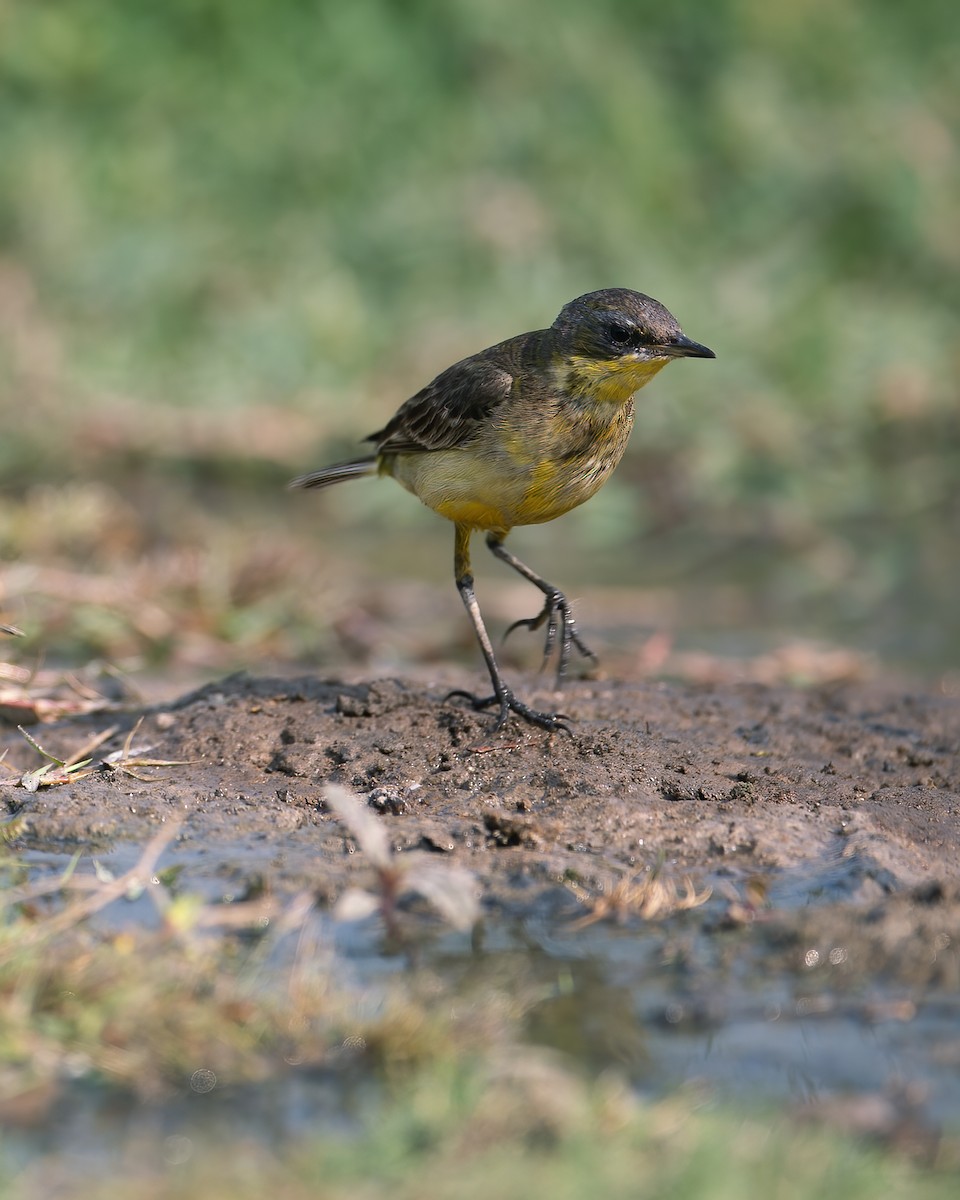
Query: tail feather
288 457 378 490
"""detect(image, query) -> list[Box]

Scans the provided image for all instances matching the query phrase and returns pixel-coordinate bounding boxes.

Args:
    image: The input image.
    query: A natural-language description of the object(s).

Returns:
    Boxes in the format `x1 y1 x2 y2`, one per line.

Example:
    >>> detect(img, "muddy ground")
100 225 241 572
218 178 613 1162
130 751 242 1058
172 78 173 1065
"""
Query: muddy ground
6 669 958 914
6 666 960 1140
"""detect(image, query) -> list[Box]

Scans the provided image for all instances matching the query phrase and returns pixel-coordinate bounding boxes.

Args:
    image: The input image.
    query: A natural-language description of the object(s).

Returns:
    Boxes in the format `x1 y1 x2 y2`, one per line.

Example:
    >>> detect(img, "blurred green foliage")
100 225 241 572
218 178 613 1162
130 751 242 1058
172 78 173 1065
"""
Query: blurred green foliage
0 0 957 666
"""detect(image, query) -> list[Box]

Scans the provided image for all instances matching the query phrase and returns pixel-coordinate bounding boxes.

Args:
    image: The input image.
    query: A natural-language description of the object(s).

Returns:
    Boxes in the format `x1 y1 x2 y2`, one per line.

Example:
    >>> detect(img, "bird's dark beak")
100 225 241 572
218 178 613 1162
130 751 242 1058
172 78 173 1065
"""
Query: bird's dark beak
669 333 715 359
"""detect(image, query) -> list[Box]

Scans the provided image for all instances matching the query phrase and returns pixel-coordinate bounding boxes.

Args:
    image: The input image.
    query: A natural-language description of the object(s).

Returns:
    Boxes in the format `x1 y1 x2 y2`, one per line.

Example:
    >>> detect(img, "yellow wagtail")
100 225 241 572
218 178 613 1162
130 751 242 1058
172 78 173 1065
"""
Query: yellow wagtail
291 288 714 732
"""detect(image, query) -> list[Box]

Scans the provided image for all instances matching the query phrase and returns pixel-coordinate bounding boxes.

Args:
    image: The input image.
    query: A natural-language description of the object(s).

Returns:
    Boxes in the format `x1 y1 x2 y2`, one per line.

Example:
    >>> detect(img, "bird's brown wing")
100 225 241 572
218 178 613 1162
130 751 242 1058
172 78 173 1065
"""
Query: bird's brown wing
367 348 519 455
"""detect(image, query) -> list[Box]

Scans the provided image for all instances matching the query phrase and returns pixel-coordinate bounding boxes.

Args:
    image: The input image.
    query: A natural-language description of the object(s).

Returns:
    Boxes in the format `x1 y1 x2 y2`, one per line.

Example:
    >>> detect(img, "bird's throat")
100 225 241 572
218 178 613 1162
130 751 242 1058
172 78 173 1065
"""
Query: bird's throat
561 355 669 405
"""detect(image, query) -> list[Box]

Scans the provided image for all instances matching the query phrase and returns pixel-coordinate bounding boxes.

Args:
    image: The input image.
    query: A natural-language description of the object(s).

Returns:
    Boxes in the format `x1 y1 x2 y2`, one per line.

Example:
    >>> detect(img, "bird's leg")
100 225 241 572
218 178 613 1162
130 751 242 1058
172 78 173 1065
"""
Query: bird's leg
486 533 598 681
445 524 570 733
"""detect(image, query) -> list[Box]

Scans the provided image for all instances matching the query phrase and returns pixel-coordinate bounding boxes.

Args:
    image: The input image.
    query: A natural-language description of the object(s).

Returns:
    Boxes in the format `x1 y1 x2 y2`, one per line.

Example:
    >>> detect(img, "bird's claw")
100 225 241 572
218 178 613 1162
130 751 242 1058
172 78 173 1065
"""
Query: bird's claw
444 688 572 735
502 588 597 680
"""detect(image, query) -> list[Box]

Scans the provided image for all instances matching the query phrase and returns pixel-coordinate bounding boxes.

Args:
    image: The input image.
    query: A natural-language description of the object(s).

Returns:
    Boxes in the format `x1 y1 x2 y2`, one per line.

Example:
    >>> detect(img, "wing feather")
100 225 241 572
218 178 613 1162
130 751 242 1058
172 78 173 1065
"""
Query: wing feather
367 348 518 455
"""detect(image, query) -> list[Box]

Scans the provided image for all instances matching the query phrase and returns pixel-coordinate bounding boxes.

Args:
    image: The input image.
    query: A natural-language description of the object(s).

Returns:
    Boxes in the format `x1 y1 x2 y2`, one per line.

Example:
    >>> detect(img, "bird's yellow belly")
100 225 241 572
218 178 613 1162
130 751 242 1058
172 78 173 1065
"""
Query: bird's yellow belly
385 437 625 532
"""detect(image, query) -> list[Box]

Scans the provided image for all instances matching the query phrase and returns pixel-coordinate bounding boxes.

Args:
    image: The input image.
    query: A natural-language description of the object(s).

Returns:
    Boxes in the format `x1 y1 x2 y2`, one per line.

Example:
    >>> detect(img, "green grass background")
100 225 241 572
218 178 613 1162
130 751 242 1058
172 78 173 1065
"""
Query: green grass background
0 0 957 669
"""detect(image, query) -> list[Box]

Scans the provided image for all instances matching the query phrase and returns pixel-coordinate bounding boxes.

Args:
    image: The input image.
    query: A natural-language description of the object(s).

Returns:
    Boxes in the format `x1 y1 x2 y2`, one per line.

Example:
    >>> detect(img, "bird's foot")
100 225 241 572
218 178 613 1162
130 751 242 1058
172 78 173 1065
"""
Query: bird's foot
502 587 598 680
445 688 572 734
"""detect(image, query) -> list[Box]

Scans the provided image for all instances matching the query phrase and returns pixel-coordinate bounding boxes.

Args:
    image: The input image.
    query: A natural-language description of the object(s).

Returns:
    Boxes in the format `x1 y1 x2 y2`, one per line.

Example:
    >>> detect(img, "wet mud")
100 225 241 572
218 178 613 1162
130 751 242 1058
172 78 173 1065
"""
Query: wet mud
6 669 958 911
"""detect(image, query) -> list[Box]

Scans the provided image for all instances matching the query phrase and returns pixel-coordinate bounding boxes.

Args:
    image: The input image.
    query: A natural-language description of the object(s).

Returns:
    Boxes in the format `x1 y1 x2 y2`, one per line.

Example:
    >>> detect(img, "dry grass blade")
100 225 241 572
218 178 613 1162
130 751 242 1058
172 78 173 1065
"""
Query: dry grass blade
21 762 95 791
567 870 711 929
0 661 121 724
100 716 196 780
10 724 96 789
0 723 120 790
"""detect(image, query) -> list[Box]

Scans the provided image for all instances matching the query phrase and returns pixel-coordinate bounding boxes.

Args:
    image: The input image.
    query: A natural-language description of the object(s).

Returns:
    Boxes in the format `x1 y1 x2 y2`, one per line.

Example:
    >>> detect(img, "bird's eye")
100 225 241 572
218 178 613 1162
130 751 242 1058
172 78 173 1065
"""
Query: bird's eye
604 320 641 348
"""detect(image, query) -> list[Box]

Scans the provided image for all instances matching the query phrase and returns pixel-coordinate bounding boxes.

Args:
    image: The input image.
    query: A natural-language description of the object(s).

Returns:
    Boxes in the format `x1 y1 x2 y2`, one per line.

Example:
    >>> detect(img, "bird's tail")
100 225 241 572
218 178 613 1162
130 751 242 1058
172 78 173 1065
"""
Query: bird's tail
288 457 378 490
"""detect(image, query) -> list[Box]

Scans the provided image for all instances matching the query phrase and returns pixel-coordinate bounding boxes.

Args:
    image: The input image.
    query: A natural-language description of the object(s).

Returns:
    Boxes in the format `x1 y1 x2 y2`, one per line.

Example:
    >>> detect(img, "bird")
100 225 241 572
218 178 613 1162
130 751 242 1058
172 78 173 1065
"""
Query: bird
291 288 714 732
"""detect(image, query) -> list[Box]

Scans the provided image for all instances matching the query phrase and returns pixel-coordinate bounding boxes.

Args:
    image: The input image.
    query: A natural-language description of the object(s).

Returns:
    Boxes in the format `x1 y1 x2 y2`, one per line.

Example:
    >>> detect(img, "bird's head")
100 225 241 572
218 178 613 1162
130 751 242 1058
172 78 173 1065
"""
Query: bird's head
551 288 714 402
554 288 715 364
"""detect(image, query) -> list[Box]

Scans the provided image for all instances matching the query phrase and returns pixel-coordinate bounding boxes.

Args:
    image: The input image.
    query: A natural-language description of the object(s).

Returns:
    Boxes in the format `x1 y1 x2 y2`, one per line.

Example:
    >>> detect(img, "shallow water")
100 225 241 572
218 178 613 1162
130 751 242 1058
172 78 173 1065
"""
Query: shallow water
14 834 960 1162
